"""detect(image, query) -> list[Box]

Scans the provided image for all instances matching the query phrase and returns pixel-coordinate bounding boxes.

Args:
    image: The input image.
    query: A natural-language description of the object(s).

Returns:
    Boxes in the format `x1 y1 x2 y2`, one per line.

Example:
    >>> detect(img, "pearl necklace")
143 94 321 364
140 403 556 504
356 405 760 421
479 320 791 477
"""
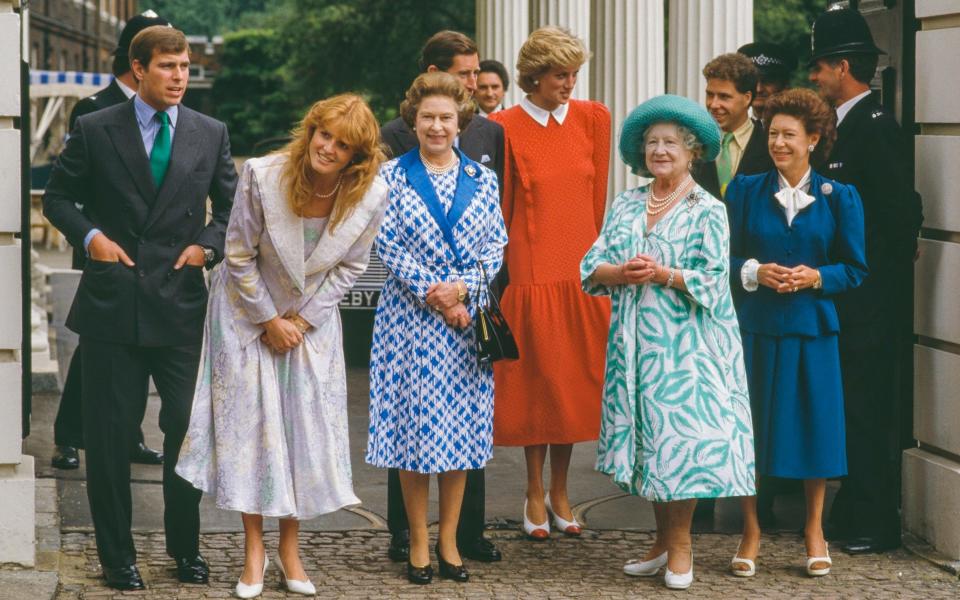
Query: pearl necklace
313 172 343 199
647 176 692 216
420 150 458 175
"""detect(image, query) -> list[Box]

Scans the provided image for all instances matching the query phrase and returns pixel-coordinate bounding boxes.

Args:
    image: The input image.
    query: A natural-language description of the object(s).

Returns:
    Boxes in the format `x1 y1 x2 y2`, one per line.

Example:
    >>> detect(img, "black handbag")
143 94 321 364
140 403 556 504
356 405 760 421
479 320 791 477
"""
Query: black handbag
475 261 519 367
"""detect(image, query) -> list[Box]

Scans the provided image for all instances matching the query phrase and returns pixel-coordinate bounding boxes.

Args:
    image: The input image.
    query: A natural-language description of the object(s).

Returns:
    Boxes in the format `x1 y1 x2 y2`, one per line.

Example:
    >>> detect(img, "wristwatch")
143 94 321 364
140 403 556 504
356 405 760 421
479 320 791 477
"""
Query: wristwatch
813 270 823 290
200 246 216 269
456 281 469 303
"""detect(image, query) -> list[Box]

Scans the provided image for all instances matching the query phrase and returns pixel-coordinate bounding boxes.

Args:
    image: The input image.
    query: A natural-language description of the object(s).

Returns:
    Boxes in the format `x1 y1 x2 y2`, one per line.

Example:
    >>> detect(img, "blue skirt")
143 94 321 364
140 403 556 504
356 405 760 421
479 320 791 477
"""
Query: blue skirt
742 332 847 479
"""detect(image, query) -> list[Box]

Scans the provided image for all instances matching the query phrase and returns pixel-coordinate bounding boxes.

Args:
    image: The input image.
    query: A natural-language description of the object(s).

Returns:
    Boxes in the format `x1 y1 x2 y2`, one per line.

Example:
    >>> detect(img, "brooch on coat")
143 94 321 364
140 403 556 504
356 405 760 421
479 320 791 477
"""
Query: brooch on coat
464 164 477 177
820 182 833 195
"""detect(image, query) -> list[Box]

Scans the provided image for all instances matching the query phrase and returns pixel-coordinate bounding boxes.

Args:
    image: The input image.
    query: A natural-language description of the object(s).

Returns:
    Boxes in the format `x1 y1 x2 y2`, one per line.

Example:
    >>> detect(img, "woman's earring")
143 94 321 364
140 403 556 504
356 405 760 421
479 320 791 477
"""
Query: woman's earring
808 144 816 152
533 80 539 86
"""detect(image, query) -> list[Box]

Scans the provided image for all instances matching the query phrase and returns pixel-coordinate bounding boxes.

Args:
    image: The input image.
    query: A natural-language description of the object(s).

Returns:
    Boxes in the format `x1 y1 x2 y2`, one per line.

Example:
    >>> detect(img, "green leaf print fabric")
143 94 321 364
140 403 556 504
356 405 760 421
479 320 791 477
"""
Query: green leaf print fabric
580 184 756 501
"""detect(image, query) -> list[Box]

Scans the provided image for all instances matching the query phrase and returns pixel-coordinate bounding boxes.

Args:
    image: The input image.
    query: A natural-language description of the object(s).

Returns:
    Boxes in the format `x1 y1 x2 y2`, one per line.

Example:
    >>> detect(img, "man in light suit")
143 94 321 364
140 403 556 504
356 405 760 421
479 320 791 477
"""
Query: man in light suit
380 30 505 565
692 52 773 201
43 26 237 590
51 10 170 472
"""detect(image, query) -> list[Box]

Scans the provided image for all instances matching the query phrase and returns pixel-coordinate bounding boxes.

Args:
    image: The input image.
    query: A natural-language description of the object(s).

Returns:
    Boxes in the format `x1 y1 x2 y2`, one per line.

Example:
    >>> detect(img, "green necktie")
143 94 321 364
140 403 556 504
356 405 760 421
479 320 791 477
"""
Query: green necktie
150 111 172 188
716 131 735 198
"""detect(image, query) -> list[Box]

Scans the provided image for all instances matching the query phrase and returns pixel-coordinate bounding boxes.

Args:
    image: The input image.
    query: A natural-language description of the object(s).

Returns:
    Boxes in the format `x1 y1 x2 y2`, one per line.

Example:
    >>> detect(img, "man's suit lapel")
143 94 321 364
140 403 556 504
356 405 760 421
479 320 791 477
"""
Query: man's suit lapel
143 106 201 232
106 100 157 208
737 120 770 176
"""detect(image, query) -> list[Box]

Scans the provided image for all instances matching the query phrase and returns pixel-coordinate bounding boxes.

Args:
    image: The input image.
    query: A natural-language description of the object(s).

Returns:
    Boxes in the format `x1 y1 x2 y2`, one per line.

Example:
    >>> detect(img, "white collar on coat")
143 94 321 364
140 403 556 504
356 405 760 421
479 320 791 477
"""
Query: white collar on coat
252 155 388 291
520 95 568 127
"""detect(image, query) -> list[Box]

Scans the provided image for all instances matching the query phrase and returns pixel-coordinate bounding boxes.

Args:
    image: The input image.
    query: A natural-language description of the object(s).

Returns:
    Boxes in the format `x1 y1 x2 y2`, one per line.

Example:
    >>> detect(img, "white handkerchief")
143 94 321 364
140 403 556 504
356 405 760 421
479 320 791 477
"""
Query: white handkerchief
481 154 491 164
774 169 815 226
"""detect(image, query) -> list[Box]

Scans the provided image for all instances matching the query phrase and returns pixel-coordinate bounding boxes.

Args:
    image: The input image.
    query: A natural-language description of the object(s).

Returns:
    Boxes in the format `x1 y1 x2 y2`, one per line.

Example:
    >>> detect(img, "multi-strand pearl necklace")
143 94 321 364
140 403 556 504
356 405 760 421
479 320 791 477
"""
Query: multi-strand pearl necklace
420 150 458 175
313 172 343 199
646 175 692 216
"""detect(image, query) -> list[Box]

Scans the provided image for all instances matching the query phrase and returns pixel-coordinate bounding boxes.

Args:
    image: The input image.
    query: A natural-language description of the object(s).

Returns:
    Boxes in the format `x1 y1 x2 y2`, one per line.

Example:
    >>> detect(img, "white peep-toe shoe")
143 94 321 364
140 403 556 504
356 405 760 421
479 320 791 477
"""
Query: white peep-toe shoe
664 555 694 590
623 551 667 577
274 556 316 596
806 543 832 577
522 498 550 540
730 543 756 577
545 493 582 536
235 556 269 599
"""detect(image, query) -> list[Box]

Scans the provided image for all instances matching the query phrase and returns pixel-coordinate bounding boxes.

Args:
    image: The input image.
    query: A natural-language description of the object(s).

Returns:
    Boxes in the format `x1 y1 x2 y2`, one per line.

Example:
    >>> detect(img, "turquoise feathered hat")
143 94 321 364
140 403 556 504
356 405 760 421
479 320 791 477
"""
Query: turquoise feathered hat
619 94 722 175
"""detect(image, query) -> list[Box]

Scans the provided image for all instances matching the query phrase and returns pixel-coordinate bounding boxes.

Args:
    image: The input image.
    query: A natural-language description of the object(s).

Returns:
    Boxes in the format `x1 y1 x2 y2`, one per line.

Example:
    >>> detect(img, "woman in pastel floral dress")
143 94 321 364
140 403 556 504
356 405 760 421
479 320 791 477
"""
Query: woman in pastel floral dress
581 95 756 591
176 95 387 598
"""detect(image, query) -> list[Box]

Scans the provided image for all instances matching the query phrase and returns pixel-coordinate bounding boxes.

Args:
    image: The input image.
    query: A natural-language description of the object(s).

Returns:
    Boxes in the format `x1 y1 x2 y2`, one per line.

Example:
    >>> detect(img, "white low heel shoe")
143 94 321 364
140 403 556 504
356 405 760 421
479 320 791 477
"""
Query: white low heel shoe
806 543 832 577
234 556 269 599
623 551 667 577
522 498 550 540
545 493 582 536
664 555 693 590
274 556 316 596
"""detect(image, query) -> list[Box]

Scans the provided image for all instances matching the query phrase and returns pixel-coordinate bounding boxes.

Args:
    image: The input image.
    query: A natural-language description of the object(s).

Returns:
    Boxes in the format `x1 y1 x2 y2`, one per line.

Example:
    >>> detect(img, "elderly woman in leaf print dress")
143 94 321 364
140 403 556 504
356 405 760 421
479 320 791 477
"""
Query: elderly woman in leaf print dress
581 95 755 591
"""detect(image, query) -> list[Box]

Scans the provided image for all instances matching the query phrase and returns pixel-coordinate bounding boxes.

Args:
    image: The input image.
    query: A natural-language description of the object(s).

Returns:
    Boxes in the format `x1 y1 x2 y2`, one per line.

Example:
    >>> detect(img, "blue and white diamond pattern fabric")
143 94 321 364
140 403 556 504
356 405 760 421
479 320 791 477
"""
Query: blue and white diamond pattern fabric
366 158 507 474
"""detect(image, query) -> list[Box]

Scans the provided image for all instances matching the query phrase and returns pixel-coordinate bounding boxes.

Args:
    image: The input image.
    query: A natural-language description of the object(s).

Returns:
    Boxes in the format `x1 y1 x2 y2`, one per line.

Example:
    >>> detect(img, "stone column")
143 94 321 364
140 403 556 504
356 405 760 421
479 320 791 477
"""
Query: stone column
529 0 592 100
476 0 530 108
667 0 753 103
0 0 35 567
904 0 960 562
591 0 666 203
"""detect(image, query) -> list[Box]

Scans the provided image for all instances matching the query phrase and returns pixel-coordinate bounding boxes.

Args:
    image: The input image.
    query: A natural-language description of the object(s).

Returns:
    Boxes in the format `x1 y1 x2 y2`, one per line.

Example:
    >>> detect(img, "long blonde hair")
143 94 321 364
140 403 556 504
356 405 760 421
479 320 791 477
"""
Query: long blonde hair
279 94 386 230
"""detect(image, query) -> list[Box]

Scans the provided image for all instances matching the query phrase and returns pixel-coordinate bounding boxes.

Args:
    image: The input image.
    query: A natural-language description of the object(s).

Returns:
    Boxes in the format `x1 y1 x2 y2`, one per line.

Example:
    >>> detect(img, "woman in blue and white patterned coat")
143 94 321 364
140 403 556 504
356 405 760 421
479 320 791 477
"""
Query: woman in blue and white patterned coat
367 72 507 585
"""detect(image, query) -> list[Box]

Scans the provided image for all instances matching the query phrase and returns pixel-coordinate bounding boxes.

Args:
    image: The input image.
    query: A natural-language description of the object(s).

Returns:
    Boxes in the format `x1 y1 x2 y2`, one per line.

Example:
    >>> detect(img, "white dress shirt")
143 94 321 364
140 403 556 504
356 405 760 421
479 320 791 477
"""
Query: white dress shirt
835 90 871 126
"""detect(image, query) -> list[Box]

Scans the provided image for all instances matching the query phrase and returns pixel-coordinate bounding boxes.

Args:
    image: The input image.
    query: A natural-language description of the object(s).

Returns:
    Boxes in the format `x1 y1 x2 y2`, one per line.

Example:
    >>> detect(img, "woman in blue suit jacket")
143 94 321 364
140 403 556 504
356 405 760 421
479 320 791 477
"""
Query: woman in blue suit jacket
725 89 866 578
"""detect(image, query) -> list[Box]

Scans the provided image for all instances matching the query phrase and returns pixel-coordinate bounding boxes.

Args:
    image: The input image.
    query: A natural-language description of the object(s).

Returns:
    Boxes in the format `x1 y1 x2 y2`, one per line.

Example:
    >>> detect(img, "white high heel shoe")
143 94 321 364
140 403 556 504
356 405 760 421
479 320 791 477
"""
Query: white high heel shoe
623 551 667 577
806 543 832 577
730 542 756 577
522 498 550 540
234 555 269 599
545 493 582 536
274 555 316 596
664 555 694 590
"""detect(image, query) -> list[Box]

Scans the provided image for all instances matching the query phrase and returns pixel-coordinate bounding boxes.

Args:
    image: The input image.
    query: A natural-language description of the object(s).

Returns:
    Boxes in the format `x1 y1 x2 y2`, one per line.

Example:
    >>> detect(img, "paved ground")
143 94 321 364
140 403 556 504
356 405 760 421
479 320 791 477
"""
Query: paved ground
51 530 960 599
14 245 960 597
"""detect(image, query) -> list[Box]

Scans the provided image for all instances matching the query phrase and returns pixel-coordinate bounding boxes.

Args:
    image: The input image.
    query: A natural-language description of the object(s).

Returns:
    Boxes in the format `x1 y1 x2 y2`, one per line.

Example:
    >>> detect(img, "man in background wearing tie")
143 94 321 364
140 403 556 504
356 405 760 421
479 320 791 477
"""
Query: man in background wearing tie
43 26 236 590
693 52 773 201
51 9 170 472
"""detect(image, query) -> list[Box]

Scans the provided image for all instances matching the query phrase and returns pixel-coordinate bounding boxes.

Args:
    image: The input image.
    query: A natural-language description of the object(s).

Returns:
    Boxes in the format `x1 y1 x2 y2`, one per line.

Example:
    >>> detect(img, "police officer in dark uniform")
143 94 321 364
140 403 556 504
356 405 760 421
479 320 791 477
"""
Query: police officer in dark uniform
808 7 922 555
50 11 171 471
738 41 796 116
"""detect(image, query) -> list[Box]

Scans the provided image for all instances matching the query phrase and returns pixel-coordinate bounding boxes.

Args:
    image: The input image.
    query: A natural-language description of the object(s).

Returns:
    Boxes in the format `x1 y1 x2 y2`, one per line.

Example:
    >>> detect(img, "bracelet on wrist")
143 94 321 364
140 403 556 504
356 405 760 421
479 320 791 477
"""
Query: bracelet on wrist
665 268 676 289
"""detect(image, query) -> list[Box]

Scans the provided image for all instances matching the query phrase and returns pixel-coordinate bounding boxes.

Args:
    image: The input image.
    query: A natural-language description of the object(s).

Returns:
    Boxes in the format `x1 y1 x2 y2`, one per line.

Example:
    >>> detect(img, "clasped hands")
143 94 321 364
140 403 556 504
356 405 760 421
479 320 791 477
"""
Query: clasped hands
260 314 312 353
426 281 471 329
619 254 661 285
757 263 820 293
87 232 205 268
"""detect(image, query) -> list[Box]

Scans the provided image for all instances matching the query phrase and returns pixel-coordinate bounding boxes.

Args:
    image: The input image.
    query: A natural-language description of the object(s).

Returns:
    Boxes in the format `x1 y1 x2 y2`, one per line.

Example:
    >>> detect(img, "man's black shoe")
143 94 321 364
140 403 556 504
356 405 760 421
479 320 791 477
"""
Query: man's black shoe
459 536 502 562
388 531 410 563
51 445 80 470
175 555 209 584
103 565 145 590
842 536 900 555
130 442 164 465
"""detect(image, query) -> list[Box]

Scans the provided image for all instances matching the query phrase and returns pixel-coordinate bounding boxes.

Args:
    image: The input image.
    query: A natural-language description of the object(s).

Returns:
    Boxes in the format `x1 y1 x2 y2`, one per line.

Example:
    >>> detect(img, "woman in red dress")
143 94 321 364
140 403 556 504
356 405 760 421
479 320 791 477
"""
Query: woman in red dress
490 26 611 540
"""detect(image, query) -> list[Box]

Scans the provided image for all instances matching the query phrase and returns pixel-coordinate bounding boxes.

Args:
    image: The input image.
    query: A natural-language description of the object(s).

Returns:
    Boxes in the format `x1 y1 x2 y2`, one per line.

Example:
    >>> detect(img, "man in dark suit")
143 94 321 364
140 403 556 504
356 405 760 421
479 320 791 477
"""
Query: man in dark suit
51 10 170 472
380 30 505 565
43 26 237 590
809 8 922 556
692 52 773 201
